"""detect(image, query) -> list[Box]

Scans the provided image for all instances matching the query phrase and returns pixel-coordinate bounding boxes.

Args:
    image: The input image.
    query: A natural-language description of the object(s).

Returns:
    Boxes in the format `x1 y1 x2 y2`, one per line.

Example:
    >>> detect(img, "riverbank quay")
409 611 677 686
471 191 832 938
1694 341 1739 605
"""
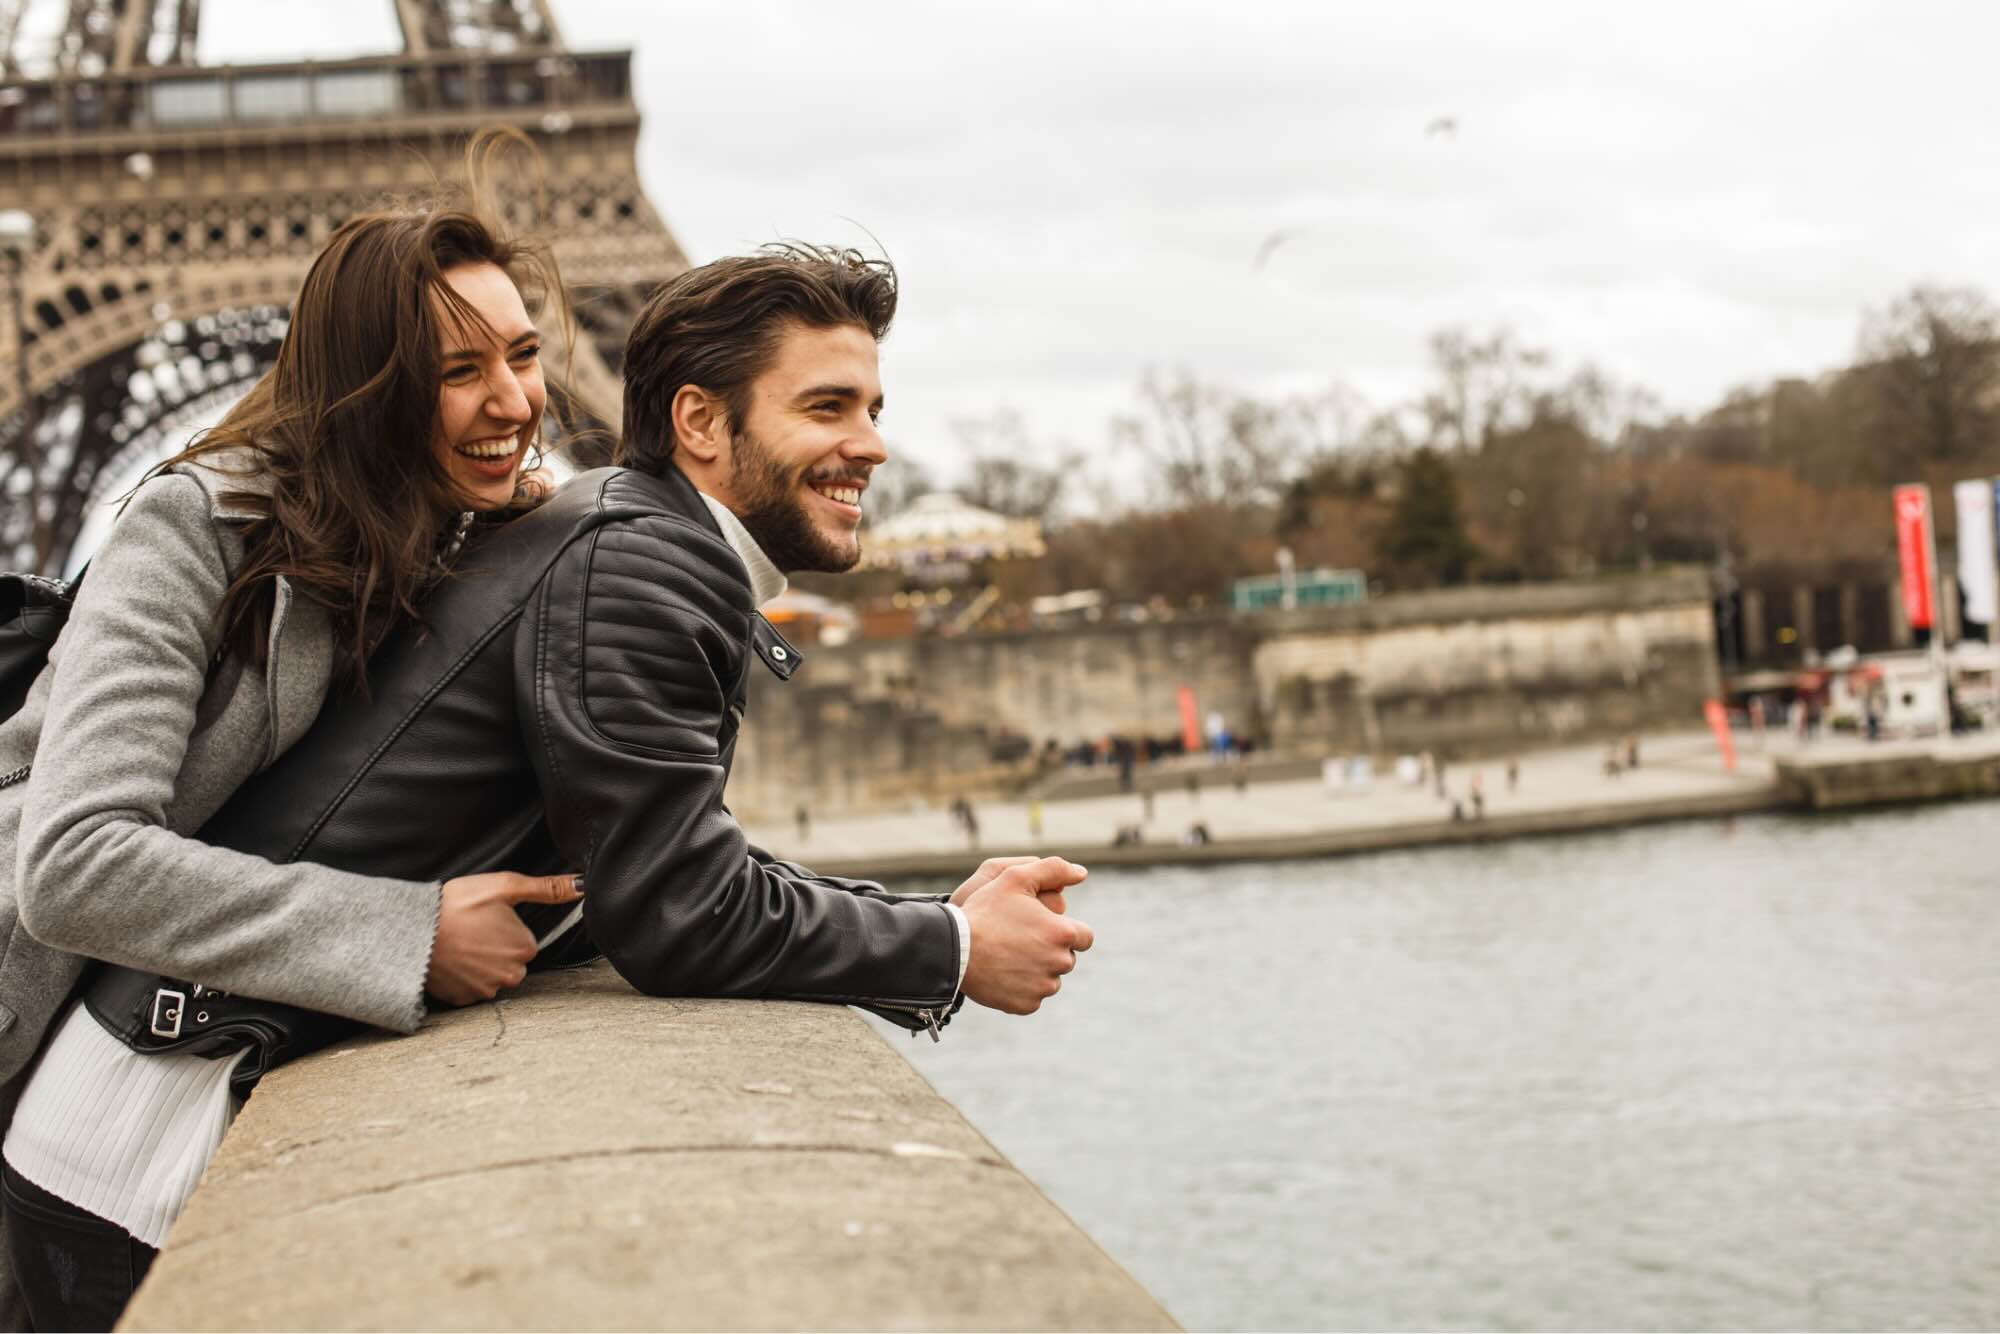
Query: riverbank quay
749 730 2000 879
118 964 1178 1332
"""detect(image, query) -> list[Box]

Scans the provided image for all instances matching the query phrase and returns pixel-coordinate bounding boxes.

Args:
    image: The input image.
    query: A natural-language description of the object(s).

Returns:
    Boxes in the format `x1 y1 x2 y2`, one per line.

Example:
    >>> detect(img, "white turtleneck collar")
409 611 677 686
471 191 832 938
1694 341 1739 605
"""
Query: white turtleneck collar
698 493 790 609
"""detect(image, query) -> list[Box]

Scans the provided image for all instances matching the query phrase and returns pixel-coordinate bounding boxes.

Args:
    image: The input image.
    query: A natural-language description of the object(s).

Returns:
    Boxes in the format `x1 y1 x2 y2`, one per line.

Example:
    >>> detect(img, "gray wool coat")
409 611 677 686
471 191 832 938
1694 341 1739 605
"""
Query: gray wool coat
0 454 443 1321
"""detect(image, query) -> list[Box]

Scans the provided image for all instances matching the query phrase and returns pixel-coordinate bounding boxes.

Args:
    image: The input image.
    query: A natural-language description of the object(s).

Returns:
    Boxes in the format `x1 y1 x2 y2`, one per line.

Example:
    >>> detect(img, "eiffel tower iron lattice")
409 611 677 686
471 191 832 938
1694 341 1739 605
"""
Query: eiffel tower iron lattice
0 0 688 573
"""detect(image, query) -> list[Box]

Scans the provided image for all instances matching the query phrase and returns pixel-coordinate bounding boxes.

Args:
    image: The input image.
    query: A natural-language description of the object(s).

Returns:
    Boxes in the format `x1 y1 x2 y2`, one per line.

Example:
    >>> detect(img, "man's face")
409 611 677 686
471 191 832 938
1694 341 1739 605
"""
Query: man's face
717 321 887 574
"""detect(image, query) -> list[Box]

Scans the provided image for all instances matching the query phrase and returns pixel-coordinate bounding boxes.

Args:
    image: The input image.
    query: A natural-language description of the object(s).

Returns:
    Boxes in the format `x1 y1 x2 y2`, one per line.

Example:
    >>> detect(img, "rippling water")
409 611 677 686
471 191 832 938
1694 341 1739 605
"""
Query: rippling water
879 802 2000 1331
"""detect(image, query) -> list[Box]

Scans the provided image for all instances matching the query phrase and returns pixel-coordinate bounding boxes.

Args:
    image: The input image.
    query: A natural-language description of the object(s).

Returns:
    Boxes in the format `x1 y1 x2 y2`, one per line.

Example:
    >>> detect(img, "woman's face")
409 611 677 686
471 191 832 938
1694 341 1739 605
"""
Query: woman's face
431 261 546 511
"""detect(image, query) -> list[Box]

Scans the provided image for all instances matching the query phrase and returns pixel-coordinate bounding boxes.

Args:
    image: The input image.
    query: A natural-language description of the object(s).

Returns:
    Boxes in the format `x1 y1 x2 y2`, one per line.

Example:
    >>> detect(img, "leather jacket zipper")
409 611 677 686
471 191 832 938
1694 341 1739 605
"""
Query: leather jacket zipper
0 764 28 790
873 1004 942 1042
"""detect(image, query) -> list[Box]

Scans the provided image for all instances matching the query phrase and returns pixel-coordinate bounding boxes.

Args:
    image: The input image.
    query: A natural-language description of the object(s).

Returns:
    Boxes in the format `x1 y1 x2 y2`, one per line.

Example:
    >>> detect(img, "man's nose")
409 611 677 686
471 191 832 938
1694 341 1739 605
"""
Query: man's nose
846 418 888 466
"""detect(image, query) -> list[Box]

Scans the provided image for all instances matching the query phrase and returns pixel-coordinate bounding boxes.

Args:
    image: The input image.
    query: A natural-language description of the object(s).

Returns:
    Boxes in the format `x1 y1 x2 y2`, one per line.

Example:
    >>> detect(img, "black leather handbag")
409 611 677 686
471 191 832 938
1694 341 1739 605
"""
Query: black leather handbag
0 567 81 722
81 966 362 1096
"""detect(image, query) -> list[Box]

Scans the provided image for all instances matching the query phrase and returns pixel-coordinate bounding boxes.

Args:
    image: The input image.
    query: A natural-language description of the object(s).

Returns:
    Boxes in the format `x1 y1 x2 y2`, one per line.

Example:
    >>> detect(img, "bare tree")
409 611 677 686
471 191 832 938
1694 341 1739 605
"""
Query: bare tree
1419 327 1549 452
1857 284 2000 467
1542 362 1660 446
1113 368 1304 508
947 408 1076 520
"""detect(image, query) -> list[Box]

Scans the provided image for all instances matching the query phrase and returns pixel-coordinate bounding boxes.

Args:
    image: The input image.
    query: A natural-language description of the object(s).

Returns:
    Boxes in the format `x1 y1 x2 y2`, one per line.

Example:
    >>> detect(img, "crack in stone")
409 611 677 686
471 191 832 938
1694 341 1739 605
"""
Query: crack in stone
489 998 508 1047
172 1141 1009 1248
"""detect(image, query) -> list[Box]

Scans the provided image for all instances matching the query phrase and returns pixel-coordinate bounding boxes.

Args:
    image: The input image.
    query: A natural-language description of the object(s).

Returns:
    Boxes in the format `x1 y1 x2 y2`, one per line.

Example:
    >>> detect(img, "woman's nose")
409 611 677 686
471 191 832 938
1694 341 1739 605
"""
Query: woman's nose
486 370 532 425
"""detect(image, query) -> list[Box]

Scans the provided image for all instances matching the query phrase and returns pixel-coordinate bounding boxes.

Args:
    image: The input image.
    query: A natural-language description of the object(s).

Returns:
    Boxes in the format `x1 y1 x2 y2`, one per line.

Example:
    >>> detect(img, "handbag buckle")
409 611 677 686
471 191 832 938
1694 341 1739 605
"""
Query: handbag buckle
149 988 186 1040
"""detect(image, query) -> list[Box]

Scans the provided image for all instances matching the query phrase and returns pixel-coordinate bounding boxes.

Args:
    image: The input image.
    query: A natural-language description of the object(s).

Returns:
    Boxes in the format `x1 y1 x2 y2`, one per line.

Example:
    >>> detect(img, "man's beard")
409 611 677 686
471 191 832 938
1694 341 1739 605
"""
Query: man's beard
728 427 867 574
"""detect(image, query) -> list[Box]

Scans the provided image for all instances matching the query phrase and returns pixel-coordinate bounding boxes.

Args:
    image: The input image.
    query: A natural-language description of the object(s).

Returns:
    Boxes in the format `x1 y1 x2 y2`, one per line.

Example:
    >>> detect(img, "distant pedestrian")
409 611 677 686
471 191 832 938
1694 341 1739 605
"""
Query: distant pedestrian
794 803 811 843
1434 757 1448 799
1141 788 1155 822
1624 735 1640 770
1185 772 1200 803
1028 798 1044 839
962 801 980 849
1505 757 1519 793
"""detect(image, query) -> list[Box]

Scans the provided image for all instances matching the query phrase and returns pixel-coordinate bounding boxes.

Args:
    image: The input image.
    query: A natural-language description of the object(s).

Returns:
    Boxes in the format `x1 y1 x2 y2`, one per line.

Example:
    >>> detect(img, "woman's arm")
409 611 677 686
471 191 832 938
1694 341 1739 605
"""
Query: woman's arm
14 473 441 1032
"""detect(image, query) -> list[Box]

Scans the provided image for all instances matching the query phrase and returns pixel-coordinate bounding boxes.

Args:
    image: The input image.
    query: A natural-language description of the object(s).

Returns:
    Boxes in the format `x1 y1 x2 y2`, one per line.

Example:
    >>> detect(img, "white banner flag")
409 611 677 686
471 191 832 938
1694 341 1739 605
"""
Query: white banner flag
1953 478 1999 629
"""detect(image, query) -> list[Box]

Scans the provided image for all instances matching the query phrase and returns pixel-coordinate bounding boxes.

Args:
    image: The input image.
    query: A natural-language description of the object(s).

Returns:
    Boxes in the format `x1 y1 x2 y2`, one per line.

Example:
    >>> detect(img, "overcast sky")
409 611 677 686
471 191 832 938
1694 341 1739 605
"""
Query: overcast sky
198 1 2000 492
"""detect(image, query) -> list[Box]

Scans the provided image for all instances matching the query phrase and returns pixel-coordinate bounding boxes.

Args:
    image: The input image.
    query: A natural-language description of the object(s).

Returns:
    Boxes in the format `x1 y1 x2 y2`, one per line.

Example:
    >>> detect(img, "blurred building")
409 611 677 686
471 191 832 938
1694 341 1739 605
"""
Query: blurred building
862 492 1044 581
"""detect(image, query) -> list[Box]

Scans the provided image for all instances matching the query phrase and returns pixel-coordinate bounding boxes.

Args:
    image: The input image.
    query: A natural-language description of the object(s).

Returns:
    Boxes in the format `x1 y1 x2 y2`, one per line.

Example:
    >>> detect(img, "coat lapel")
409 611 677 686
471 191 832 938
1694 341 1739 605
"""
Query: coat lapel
262 574 334 762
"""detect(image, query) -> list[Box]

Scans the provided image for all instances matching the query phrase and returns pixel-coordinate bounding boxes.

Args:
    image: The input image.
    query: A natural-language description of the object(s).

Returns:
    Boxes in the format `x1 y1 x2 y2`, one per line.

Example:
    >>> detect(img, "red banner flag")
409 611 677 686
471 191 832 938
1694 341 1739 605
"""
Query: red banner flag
1703 698 1736 773
1177 686 1202 754
1894 484 1936 631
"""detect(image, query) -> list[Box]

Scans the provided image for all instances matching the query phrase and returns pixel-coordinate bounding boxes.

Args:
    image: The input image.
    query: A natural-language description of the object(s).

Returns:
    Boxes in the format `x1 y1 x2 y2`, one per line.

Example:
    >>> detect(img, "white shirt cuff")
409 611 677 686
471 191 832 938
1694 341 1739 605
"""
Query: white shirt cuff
942 902 971 1000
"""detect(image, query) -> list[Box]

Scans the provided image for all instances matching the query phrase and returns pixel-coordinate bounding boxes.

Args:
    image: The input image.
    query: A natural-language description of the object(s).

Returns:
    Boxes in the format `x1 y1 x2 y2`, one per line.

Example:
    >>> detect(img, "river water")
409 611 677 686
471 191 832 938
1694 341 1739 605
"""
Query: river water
880 802 2000 1331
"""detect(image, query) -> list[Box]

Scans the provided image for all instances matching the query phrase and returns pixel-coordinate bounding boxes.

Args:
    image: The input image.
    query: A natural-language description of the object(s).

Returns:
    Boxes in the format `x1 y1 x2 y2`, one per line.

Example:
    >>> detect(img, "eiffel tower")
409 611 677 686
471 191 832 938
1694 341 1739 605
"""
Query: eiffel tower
0 0 689 573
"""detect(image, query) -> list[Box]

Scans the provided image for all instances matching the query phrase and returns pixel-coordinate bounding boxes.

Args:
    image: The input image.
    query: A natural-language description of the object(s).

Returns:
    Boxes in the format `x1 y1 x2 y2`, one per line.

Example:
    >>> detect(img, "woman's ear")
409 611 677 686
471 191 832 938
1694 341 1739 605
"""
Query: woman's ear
670 385 727 465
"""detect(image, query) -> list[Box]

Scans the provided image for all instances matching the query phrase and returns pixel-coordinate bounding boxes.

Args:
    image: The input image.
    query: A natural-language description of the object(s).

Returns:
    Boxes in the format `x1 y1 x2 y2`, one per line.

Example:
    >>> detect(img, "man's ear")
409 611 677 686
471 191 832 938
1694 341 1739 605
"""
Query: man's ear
669 385 728 464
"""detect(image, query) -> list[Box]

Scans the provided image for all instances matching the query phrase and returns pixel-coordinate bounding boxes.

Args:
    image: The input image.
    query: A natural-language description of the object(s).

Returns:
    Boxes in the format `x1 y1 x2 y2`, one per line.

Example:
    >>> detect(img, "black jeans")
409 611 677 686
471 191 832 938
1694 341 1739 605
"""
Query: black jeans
1 1161 155 1332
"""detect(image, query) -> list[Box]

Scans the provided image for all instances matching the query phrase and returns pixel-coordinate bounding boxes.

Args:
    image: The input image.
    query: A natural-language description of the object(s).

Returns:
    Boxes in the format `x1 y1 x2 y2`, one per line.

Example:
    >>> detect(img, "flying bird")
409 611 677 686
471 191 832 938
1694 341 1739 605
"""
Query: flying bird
1252 228 1300 271
1425 115 1458 138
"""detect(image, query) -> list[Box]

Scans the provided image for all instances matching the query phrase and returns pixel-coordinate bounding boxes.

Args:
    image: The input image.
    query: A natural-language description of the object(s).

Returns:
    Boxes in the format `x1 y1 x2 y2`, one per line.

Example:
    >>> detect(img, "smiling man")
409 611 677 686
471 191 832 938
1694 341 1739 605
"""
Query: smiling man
88 245 1092 1064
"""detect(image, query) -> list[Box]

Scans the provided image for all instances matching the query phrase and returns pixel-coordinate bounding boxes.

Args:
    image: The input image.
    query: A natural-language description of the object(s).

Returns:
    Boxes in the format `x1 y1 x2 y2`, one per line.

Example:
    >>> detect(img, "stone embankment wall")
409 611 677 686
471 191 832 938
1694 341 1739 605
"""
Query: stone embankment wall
731 570 1719 820
1776 749 2000 809
120 965 1177 1332
1252 572 1721 754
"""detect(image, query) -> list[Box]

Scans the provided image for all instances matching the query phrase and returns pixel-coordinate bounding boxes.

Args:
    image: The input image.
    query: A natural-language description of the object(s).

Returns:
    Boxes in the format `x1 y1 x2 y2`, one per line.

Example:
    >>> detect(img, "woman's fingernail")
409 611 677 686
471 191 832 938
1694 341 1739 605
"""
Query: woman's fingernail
573 876 587 894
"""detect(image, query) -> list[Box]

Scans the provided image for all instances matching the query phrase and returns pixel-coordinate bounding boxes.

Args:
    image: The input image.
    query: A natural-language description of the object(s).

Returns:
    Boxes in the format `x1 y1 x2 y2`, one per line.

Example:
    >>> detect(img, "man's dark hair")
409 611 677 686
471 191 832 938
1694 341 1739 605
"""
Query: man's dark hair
617 243 898 474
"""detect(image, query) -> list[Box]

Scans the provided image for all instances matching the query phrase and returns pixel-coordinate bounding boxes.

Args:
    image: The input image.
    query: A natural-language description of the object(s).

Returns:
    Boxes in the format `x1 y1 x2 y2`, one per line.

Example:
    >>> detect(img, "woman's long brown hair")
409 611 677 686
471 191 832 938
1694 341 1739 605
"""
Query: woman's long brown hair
155 131 571 688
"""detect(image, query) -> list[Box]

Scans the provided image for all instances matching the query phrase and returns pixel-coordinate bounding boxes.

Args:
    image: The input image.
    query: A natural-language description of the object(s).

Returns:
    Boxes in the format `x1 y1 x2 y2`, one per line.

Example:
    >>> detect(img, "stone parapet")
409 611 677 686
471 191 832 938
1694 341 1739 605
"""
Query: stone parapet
119 964 1177 1332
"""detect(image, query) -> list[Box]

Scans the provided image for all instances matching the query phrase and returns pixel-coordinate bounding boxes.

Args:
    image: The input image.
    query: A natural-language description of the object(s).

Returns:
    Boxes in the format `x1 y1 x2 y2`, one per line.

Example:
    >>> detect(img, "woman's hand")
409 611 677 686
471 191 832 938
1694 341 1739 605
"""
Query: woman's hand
426 871 583 1007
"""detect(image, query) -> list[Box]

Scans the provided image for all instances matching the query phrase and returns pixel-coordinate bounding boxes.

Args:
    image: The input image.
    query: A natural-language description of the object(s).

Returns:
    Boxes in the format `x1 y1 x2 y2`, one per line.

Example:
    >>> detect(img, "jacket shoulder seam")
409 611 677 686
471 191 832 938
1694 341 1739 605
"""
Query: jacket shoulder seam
571 515 748 760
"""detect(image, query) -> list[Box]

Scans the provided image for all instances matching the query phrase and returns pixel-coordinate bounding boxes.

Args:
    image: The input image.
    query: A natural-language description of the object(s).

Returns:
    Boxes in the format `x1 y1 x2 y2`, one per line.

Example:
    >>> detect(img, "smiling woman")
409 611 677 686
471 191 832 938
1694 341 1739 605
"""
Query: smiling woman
432 262 548 512
0 133 583 1330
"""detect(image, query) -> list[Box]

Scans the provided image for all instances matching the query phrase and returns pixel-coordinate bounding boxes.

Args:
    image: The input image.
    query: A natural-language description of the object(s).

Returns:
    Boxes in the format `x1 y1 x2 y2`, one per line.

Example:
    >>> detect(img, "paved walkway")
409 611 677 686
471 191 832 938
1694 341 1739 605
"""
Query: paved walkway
745 729 2000 877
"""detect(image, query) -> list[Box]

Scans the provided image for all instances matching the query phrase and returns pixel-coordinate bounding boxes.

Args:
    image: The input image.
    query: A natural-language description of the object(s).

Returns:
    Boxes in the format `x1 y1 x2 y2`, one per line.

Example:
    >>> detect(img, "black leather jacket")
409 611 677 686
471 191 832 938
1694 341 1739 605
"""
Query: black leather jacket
88 466 963 1070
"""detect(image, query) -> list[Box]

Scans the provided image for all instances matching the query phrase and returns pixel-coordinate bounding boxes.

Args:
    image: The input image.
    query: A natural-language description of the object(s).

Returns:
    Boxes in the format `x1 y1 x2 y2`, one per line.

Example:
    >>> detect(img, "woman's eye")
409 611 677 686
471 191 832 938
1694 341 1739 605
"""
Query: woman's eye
443 365 477 383
511 344 541 363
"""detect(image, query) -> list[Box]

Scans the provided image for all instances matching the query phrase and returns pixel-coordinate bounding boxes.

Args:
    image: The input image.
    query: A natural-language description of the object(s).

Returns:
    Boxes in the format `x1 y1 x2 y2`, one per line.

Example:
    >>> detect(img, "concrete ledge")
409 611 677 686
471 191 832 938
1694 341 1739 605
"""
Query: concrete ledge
119 965 1177 1332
